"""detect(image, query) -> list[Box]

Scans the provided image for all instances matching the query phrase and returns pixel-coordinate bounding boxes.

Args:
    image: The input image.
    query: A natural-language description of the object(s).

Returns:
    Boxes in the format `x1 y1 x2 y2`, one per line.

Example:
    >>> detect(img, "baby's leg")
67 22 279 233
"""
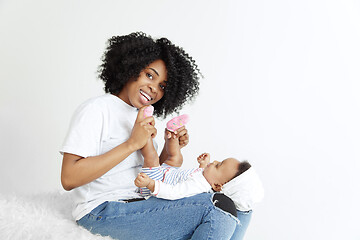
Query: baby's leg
142 138 160 168
163 132 183 167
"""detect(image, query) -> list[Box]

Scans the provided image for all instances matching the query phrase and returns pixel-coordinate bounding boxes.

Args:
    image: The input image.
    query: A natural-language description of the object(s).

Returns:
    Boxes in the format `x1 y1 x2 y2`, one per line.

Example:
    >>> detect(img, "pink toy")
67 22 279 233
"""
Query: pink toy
166 114 189 132
143 105 154 118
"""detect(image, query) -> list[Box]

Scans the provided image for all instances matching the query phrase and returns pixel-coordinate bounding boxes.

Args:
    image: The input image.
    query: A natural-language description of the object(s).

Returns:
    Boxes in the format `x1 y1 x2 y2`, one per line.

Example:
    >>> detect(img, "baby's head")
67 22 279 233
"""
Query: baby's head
203 158 251 192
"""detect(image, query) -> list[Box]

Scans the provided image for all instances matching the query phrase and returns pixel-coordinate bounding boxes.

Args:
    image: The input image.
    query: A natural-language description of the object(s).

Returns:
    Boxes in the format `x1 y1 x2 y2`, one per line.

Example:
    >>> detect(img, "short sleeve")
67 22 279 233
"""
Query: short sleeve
60 100 105 158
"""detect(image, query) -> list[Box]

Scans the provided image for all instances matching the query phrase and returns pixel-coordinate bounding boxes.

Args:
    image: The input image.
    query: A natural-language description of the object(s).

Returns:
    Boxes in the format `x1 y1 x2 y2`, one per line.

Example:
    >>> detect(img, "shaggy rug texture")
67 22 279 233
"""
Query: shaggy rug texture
0 191 113 240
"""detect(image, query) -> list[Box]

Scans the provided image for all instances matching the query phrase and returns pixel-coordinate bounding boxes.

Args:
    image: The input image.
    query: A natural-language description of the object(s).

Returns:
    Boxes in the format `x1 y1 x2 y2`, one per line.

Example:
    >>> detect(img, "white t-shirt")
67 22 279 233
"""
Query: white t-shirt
60 94 151 220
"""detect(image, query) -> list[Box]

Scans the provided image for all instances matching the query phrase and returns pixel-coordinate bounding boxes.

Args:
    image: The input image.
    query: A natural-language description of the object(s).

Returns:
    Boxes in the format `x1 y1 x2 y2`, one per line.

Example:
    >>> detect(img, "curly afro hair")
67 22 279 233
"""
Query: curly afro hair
98 32 202 118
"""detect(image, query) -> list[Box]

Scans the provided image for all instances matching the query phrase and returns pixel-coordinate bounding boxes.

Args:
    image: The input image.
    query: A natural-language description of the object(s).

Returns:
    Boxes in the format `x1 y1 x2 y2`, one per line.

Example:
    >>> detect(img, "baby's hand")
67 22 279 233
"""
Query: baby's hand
134 172 151 188
197 153 210 168
176 126 189 148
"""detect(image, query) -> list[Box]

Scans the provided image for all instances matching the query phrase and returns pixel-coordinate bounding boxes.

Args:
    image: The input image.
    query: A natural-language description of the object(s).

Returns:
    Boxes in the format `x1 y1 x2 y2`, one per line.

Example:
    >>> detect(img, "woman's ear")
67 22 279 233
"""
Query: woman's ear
211 183 223 192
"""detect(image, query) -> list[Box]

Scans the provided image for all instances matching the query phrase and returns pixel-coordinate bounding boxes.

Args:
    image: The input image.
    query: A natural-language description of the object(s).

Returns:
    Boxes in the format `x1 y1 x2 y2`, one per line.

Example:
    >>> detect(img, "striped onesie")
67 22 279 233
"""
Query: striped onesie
138 163 204 197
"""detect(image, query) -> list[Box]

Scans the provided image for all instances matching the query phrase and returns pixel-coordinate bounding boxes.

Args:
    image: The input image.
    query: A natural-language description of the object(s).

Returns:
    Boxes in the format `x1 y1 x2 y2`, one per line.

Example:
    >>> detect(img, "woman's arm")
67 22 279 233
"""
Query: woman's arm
61 141 135 191
61 107 156 191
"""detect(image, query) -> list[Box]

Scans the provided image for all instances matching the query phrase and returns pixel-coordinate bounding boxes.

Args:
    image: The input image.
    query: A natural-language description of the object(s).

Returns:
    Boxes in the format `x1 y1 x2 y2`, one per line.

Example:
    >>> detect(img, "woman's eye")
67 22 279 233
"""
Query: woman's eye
159 84 166 90
146 73 153 80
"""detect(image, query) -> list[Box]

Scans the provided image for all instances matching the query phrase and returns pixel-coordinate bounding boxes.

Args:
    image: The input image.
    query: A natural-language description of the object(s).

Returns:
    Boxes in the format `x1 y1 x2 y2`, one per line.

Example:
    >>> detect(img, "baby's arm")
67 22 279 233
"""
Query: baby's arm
134 171 211 200
197 153 210 168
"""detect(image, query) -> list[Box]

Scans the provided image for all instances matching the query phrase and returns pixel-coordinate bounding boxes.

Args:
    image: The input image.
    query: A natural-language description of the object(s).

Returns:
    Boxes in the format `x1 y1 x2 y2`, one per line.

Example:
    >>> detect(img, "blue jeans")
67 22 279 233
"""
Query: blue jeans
231 210 252 240
77 193 252 240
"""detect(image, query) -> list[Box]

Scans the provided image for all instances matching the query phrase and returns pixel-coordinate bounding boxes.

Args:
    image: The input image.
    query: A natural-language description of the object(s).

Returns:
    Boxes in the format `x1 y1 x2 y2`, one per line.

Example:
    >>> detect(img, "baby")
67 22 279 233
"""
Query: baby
135 128 264 212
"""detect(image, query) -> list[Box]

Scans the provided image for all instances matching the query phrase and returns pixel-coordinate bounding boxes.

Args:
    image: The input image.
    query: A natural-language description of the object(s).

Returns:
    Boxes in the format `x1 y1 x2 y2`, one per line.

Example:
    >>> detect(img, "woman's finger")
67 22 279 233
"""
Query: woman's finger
151 127 157 138
175 126 186 136
180 139 189 146
179 132 189 144
136 106 147 122
141 116 155 125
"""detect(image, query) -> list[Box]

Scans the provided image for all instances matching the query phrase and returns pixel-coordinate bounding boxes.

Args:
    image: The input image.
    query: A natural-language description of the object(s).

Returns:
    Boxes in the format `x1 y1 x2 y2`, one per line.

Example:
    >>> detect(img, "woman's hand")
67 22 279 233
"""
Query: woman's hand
177 126 189 148
128 106 157 151
159 126 189 165
164 126 189 149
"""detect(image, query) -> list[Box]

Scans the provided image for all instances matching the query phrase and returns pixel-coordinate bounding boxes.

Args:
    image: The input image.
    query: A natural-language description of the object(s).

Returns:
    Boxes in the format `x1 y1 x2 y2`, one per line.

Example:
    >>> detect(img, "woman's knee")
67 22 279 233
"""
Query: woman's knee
212 193 237 217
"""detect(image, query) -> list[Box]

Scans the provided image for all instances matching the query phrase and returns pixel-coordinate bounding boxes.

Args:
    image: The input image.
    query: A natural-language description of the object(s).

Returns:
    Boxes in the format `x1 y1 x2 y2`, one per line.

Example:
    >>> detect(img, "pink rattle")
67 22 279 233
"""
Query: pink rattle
143 105 154 118
166 114 189 132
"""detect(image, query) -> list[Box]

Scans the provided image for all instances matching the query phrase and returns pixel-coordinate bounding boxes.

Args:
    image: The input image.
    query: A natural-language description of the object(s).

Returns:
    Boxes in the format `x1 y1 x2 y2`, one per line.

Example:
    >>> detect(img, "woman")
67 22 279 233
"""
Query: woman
60 32 251 239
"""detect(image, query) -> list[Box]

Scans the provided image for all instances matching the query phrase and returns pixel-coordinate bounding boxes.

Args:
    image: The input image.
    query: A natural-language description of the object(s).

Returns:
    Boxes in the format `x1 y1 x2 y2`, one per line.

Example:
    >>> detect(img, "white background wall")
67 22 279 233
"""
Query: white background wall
1 0 359 239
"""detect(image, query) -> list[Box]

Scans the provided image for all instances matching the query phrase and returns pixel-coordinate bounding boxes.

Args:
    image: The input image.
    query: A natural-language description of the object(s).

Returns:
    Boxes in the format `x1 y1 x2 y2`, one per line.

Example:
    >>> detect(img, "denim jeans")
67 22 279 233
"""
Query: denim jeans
77 193 252 240
231 210 252 240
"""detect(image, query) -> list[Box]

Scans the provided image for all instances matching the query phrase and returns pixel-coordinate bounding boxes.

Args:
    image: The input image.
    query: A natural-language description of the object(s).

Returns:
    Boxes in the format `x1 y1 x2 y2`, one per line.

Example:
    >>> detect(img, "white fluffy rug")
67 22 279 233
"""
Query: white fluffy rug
0 191 113 240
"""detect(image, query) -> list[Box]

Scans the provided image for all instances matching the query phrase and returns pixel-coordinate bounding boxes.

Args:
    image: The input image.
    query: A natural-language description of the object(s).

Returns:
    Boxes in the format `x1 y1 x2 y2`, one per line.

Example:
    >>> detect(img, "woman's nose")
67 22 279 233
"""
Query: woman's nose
149 84 158 94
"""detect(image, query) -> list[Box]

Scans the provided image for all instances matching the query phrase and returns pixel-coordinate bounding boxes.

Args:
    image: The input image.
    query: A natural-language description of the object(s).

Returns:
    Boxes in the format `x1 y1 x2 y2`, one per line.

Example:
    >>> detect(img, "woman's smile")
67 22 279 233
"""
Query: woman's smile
139 89 154 105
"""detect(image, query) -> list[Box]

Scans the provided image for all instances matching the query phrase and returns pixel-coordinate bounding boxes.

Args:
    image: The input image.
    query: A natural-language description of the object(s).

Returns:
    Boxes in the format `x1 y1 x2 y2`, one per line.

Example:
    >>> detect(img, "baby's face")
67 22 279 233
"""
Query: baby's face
203 158 240 186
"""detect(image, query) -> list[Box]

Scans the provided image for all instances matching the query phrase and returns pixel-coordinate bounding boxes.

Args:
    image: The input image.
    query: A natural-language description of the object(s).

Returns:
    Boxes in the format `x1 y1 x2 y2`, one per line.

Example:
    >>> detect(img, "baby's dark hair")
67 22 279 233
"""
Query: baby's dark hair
233 161 251 179
98 32 201 118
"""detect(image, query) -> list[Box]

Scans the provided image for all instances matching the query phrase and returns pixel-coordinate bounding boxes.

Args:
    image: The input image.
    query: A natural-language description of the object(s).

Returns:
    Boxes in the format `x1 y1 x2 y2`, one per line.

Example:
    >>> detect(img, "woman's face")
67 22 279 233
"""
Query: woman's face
118 59 167 109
